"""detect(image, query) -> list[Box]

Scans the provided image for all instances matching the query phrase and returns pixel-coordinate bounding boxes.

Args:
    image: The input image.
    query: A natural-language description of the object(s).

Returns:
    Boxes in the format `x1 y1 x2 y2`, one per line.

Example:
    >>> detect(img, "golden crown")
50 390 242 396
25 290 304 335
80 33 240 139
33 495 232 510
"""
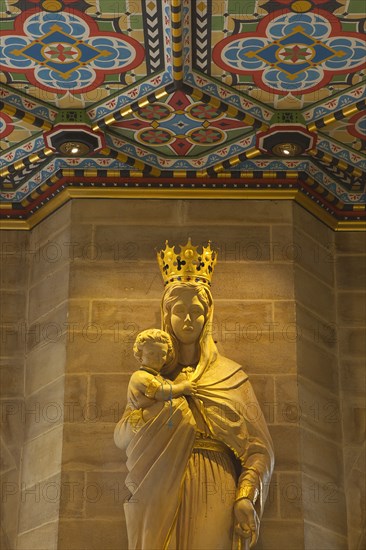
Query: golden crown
157 238 218 287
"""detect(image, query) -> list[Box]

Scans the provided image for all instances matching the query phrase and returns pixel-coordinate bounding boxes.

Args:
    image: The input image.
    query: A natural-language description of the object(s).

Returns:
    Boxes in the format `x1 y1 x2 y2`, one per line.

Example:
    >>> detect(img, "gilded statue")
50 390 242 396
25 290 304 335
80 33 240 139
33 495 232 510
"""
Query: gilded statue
114 239 274 549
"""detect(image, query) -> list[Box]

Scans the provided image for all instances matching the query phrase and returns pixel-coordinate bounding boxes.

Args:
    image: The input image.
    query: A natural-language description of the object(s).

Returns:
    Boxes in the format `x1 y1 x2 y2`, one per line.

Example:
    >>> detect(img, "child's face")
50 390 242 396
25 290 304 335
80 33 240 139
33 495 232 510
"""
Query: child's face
141 341 169 371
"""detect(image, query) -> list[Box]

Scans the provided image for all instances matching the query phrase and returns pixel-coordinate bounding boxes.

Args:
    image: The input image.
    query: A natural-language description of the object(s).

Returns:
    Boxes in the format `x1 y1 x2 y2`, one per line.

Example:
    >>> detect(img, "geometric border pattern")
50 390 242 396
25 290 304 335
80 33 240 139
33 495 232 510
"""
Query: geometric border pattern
1 174 364 232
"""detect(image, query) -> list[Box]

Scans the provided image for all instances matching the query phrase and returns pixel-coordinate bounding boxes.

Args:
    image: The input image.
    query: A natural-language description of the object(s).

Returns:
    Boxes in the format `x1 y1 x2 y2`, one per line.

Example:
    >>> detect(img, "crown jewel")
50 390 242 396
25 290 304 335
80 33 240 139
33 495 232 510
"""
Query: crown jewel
157 238 218 287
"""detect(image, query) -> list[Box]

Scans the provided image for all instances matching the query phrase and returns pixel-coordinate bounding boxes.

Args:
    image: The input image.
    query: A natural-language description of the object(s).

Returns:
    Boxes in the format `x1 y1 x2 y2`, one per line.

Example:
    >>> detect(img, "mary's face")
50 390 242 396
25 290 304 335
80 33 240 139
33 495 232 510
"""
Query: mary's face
170 290 205 344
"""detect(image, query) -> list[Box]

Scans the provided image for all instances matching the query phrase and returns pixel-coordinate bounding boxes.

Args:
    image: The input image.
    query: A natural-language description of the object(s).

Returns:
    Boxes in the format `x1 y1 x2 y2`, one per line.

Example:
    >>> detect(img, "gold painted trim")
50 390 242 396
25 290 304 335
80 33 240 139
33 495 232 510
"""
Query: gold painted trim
307 99 364 131
0 103 53 130
307 122 317 132
335 221 366 232
341 104 359 118
1 188 364 231
66 188 299 200
0 188 71 230
294 193 339 230
0 220 31 230
308 148 364 177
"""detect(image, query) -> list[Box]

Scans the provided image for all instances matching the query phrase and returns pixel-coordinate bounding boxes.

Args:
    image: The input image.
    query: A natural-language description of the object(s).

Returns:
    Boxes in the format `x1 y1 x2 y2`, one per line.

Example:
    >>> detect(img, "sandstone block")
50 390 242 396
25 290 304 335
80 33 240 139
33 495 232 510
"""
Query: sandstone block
249 374 275 424
344 466 365 549
67 333 135 375
30 201 71 245
301 428 343 484
26 340 66 395
68 222 94 260
214 263 294 300
341 403 365 445
89 374 130 423
257 519 304 550
18 472 61 533
218 333 297 375
63 374 89 423
0 361 23 397
94 224 271 262
21 425 63 488
340 358 365 395
274 375 300 425
302 473 347 535
0 326 24 358
294 265 335 322
91 299 160 331
69 261 162 300
296 306 337 352
336 255 366 290
0 230 29 253
265 224 294 263
61 423 125 471
339 328 366 357
28 264 70 324
0 438 17 473
335 232 366 254
58 518 127 550
0 291 26 323
298 377 342 442
68 299 90 325
279 472 303 519
261 472 279 519
304 521 348 549
293 203 334 249
26 302 68 353
25 376 65 441
29 225 71 283
0 254 28 289
270 425 301 471
342 444 364 479
84 470 129 519
71 198 183 225
214 300 273 331
185 199 293 225
337 291 366 326
297 337 338 392
17 521 58 549
293 226 334 286
273 300 296 326
0 468 20 548
59 470 85 519
1 397 25 464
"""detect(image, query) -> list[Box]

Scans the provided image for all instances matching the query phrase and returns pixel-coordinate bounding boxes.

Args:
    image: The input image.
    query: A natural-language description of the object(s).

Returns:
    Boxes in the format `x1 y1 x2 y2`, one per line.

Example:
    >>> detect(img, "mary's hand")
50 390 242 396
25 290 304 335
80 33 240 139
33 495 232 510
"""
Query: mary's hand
182 380 197 395
234 498 260 548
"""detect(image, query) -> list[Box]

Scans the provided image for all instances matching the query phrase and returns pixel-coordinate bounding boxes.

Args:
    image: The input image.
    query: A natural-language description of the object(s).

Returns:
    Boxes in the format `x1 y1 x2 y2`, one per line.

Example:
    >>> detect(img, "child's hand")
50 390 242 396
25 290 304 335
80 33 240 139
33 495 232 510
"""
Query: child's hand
183 381 197 395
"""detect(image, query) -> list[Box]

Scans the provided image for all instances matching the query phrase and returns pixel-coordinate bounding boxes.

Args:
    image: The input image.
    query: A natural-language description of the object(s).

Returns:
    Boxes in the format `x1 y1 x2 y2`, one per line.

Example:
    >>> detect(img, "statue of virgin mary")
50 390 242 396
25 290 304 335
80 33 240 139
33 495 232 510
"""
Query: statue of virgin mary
114 239 274 549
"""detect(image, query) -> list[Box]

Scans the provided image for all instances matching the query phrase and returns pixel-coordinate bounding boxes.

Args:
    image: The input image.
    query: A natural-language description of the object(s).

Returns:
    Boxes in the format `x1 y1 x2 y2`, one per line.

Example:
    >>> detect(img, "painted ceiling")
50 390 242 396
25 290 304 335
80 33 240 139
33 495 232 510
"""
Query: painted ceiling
0 0 365 230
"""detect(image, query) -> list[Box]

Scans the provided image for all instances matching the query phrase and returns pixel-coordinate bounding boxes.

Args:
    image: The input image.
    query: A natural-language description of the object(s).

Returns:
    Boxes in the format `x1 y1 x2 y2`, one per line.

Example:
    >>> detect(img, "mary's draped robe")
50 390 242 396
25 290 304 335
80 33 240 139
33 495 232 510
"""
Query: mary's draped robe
114 355 274 550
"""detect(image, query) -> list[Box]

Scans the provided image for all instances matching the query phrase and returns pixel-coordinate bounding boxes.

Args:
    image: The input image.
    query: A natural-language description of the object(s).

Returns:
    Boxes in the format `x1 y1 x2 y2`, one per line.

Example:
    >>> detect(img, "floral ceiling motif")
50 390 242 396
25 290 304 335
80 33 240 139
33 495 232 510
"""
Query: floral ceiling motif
0 9 145 94
0 0 365 229
112 91 254 157
212 11 365 95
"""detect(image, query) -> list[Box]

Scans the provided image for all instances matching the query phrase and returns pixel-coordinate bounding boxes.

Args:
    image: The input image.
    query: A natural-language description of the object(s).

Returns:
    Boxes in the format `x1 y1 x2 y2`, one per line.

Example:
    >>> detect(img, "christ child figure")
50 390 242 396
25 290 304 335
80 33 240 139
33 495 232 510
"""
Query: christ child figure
126 329 196 430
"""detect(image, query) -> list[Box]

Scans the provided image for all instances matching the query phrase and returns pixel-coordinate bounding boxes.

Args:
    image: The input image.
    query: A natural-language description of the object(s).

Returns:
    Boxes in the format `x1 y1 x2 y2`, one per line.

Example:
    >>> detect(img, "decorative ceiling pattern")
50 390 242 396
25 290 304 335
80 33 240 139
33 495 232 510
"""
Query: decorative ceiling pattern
0 0 365 230
0 113 43 150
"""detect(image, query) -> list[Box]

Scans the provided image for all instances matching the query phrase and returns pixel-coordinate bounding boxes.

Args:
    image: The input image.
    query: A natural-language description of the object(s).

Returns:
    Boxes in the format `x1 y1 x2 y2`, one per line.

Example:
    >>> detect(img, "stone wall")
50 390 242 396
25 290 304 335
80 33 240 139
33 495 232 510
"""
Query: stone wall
57 198 300 549
0 199 364 549
0 231 28 550
17 205 71 549
62 198 318 549
336 233 366 550
293 205 348 549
